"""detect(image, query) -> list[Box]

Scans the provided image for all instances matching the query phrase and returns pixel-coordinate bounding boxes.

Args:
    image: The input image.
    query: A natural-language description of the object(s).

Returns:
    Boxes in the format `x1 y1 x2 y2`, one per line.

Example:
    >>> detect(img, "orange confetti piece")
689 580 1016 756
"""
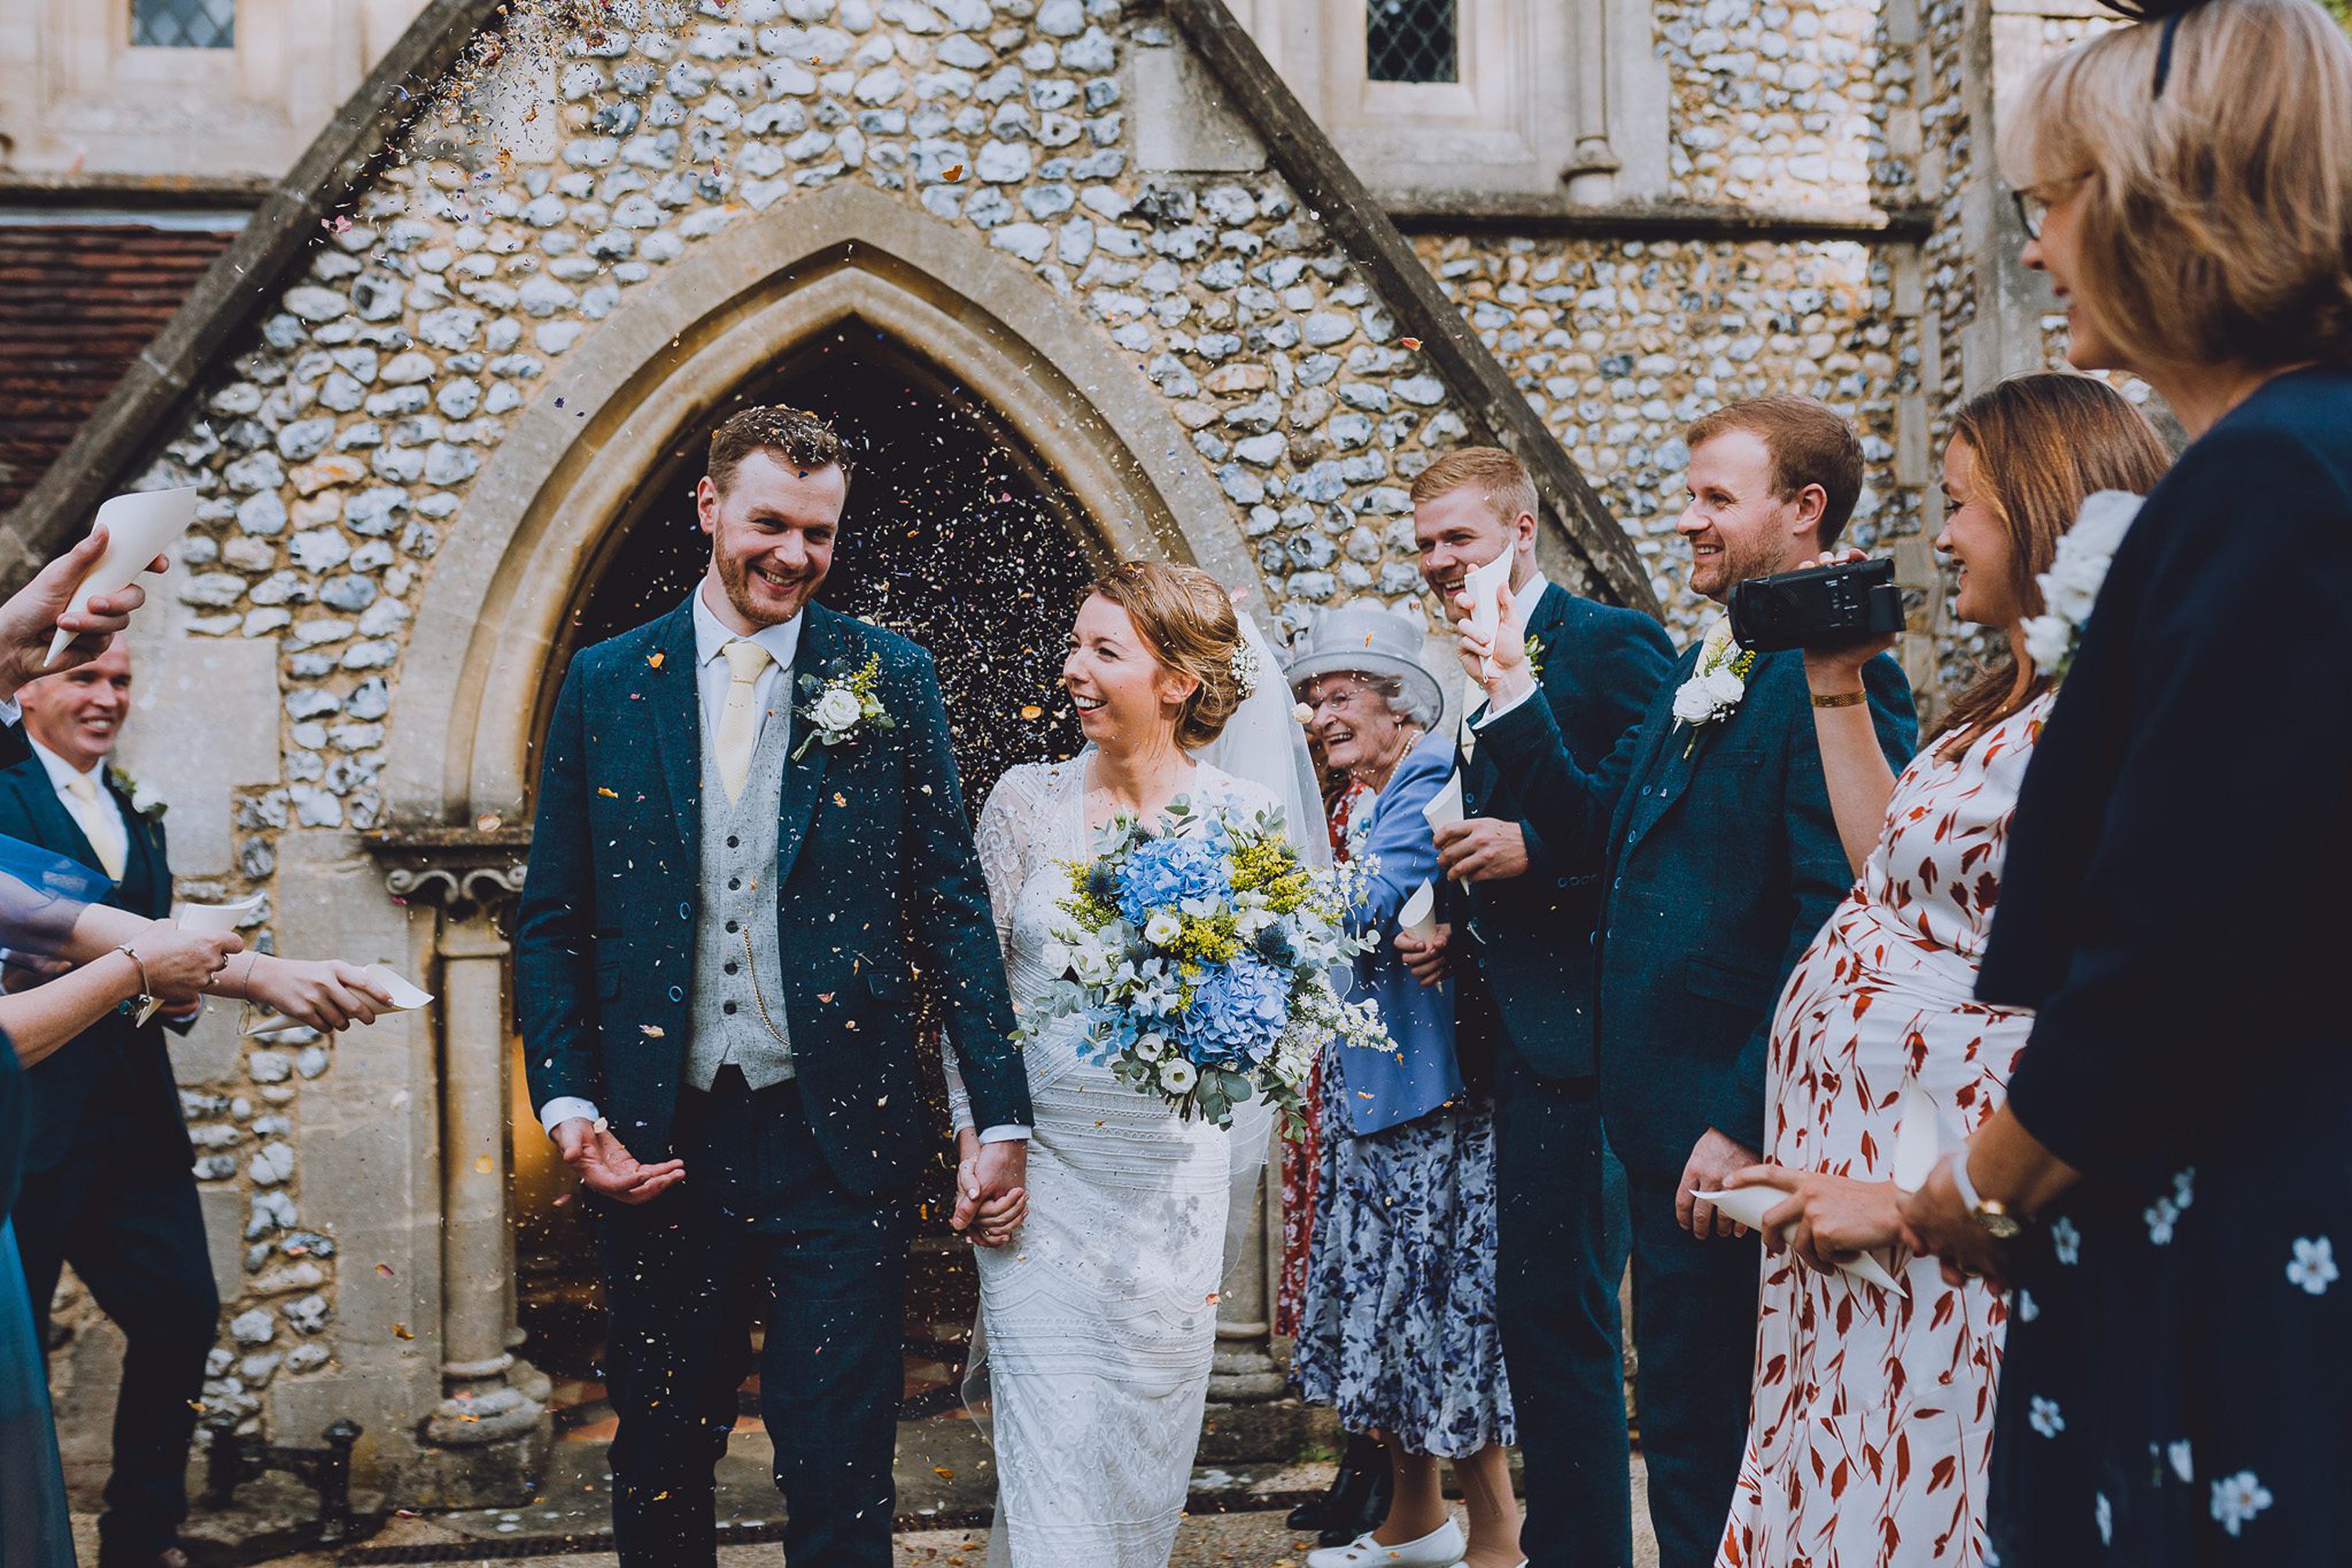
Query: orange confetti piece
393 1323 416 1340
1019 704 1043 720
475 1155 495 1174
376 1262 394 1278
648 652 665 669
934 1466 956 1480
943 163 966 181
597 786 619 798
1401 336 1424 350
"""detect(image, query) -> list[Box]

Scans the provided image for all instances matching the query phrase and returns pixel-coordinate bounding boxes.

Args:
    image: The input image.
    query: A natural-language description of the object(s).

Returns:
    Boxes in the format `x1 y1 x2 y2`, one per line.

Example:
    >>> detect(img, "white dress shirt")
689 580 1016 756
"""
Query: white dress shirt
31 739 129 879
540 586 1028 1146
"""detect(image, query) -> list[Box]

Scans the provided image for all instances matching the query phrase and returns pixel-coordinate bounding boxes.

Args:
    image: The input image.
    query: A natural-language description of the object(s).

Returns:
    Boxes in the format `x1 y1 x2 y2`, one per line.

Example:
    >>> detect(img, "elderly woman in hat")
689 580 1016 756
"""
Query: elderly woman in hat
1288 605 1523 1568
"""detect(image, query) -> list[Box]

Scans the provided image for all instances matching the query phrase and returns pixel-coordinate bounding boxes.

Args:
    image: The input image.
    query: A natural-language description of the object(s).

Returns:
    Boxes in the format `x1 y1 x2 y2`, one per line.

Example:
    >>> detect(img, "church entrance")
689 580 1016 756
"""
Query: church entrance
506 328 1098 1441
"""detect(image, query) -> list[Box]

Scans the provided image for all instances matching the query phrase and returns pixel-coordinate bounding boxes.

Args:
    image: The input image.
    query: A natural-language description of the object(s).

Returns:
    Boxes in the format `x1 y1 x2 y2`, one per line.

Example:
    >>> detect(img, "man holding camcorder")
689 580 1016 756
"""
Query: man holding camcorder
1456 396 1916 1568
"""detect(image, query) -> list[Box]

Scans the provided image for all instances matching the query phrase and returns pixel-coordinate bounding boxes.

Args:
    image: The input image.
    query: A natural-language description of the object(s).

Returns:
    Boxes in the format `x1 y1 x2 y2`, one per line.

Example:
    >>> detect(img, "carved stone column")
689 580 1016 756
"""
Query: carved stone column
365 827 548 1501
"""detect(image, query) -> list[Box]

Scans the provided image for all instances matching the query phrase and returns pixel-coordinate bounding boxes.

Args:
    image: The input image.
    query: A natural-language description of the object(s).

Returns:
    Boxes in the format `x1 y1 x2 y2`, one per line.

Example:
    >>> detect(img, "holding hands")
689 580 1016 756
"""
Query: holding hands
951 1128 1029 1247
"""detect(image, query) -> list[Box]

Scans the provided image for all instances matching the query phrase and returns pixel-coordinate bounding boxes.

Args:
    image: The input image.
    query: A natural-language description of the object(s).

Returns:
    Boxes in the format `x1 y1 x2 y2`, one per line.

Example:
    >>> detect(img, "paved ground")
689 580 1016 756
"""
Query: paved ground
186 1490 1658 1567
81 1429 1658 1566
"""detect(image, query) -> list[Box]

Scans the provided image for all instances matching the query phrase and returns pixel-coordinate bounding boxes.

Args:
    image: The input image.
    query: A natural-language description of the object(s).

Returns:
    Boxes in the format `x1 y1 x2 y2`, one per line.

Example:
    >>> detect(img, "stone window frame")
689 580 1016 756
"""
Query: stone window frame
1237 0 1669 205
2 0 412 181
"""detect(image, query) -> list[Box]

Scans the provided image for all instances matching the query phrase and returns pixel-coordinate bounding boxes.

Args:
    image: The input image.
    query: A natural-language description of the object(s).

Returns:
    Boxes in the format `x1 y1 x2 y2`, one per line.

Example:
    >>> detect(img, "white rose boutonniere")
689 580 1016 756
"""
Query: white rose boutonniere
792 652 896 761
106 764 167 824
1671 618 1757 754
2017 489 2143 683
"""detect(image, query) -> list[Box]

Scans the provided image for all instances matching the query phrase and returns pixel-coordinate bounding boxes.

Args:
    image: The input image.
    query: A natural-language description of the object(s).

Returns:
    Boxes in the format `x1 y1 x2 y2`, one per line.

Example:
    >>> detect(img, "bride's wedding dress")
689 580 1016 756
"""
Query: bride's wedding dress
949 755 1283 1568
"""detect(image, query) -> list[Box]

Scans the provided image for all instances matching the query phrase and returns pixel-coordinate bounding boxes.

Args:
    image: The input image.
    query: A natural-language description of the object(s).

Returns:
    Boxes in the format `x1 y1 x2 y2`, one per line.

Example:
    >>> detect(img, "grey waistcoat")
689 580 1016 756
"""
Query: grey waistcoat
684 694 797 1091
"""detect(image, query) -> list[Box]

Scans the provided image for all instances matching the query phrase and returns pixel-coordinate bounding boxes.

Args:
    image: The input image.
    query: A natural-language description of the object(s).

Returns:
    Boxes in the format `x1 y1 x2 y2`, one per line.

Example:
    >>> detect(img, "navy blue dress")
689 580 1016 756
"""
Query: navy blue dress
2 1041 77 1568
1976 367 2352 1564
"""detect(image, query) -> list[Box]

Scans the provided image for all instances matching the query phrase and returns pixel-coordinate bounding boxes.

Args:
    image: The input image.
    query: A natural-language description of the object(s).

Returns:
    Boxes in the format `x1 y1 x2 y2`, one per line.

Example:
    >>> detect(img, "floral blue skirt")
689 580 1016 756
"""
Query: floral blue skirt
1293 1100 1515 1458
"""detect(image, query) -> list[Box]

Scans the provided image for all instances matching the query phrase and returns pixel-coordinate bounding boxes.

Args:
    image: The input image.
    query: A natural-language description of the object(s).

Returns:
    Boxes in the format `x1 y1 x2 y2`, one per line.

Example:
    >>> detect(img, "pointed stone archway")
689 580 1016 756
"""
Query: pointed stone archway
361 182 1292 1499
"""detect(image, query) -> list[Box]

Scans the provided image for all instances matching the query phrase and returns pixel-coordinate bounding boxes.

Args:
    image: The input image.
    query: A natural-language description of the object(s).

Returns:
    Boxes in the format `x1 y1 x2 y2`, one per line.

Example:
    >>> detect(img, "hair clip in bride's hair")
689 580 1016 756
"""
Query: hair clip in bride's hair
1229 641 1262 700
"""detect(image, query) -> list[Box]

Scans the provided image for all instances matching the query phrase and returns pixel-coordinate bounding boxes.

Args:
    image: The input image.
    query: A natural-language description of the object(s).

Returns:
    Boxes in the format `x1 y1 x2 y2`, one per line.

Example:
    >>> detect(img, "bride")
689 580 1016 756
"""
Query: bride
946 561 1323 1568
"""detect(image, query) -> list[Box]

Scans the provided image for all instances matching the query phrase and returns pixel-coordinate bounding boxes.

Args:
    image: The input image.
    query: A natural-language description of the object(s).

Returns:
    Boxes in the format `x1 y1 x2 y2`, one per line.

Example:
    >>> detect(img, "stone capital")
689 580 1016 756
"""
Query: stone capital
362 825 533 920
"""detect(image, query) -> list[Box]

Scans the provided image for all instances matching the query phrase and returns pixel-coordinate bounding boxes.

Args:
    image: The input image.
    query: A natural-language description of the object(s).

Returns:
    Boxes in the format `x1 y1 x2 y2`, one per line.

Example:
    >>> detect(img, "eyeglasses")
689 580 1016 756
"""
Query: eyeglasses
2010 174 2087 241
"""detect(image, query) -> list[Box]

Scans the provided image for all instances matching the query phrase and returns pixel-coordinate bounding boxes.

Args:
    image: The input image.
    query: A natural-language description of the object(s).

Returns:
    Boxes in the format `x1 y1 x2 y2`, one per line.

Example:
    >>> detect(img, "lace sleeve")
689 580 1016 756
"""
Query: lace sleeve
975 765 1047 956
949 765 1045 1132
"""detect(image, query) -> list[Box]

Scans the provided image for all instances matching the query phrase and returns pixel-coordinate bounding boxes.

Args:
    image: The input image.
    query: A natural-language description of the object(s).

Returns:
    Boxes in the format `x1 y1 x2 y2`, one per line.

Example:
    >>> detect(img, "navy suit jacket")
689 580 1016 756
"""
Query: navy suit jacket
1458 583 1674 1082
1480 636 1915 1172
0 753 186 1175
1981 367 2352 1178
514 598 1033 1197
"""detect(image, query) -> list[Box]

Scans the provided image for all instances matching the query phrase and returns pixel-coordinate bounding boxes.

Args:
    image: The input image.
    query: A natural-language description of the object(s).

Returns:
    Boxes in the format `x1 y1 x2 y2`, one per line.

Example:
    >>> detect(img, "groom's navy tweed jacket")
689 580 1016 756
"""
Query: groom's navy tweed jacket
1479 639 1914 1173
515 597 1033 1196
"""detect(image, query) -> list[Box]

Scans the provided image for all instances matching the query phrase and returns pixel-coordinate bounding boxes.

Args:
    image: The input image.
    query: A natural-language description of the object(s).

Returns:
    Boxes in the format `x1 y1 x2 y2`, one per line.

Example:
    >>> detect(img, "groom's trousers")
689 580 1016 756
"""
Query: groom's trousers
598 1069 911 1568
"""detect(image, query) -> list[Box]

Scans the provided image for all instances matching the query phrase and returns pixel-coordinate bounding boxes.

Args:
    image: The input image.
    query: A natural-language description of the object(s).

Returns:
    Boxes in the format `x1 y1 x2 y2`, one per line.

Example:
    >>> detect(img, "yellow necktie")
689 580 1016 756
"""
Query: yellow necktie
66 771 126 880
715 638 775 804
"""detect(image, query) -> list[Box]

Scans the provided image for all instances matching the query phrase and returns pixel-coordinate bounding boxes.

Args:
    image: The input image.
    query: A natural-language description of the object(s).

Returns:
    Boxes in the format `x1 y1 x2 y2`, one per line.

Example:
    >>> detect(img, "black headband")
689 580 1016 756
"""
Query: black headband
2095 0 2214 96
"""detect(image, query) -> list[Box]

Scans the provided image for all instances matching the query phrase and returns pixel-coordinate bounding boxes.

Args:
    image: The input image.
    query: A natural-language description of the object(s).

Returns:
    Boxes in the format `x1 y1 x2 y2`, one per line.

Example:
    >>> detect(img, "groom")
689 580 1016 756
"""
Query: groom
515 405 1034 1567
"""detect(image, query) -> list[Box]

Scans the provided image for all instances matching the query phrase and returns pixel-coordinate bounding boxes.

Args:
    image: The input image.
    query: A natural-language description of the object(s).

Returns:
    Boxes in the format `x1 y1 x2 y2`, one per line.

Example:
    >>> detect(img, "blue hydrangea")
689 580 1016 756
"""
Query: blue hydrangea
1176 953 1290 1065
1116 835 1230 927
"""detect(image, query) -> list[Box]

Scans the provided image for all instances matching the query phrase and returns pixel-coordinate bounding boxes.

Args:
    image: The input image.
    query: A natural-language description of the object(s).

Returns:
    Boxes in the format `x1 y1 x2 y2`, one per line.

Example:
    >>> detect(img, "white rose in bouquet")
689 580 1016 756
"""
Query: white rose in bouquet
1134 1032 1168 1062
1158 1058 1198 1093
1144 909 1184 947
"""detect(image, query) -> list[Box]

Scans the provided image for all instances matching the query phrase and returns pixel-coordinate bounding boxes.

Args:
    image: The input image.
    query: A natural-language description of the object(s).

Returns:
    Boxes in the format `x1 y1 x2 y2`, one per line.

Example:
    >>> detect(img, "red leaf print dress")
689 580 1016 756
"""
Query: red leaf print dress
1716 693 2052 1568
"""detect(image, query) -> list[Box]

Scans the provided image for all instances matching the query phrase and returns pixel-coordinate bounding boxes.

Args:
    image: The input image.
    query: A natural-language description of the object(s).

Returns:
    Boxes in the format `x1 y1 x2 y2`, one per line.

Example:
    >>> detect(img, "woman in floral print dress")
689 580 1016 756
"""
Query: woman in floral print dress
1899 3 2352 1562
1713 375 2170 1568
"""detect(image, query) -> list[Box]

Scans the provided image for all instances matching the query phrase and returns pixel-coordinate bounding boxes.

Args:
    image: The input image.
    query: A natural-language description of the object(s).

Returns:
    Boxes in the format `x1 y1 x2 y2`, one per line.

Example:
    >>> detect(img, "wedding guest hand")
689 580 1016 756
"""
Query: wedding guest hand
1726 1163 1904 1274
552 1117 685 1205
0 526 171 701
130 920 243 1003
1436 818 1530 883
1796 550 1896 693
1450 581 1537 709
1677 1127 1762 1239
1396 922 1451 987
1898 1154 2013 1288
239 956 396 1031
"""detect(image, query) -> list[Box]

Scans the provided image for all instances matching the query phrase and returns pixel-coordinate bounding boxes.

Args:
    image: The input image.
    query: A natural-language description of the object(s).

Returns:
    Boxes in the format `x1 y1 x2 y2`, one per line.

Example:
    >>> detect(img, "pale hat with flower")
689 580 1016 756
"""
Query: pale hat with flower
1281 604 1446 727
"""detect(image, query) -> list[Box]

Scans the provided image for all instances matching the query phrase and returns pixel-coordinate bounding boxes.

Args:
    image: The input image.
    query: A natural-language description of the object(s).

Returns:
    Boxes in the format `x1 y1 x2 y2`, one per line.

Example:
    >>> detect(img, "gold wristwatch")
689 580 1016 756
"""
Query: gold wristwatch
1950 1149 2024 1240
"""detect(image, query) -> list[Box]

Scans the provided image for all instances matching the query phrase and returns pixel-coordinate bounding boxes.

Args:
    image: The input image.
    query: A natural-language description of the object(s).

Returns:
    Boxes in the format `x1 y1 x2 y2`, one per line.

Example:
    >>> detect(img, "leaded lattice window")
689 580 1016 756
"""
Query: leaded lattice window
1367 0 1457 82
132 0 235 48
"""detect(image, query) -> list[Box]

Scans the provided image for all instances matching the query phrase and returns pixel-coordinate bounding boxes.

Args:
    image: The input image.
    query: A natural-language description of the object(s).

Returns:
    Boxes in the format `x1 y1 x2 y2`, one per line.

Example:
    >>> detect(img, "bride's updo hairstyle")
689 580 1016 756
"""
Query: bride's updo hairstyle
2001 0 2352 370
1086 562 1248 750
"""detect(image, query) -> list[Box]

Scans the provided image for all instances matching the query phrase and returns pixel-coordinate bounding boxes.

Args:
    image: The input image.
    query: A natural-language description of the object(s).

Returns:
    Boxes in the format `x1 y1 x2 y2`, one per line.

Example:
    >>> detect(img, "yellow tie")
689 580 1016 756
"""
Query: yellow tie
66 771 126 880
715 638 775 804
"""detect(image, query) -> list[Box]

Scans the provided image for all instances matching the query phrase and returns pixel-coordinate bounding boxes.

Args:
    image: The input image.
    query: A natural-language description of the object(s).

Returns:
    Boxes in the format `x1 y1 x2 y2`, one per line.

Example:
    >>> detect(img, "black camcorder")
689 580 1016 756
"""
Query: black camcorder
1726 557 1904 652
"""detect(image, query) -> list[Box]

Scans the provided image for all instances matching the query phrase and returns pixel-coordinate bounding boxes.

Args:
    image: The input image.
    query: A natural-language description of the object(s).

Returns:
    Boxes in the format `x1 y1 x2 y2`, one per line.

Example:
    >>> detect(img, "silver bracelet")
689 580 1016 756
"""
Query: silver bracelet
114 942 154 1011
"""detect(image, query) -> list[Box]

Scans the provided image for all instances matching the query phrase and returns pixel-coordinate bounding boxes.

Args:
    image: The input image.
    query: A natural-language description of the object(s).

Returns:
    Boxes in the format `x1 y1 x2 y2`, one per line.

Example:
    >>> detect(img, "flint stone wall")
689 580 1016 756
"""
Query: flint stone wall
94 0 1915 1446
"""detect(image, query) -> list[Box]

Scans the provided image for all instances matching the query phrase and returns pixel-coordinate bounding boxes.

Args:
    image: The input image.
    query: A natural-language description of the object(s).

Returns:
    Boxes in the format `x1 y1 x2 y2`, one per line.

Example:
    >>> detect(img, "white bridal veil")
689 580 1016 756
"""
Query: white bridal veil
1198 607 1329 1289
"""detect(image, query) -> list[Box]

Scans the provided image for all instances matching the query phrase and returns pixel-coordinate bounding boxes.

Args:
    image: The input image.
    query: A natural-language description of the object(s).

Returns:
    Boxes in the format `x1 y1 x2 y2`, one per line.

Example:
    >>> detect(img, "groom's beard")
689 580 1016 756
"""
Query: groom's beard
715 548 822 627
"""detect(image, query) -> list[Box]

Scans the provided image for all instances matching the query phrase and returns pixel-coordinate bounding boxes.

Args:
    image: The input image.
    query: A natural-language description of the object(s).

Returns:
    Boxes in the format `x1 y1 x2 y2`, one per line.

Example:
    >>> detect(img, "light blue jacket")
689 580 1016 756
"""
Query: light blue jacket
1332 729 1463 1137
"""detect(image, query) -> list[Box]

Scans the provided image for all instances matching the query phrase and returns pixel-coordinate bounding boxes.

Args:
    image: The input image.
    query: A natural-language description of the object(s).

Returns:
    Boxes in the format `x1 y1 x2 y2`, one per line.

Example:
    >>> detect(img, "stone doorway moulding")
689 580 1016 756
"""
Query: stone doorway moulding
364 181 1288 1502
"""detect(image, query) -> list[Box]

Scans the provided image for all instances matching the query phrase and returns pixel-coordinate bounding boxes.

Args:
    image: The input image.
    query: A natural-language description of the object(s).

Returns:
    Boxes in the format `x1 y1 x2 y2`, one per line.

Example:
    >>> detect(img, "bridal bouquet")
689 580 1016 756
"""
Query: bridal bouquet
1021 797 1389 1132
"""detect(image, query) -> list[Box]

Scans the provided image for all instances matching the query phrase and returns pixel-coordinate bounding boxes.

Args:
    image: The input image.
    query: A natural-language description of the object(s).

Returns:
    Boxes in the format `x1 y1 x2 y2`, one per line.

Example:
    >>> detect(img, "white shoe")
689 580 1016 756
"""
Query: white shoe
1305 1521 1468 1568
